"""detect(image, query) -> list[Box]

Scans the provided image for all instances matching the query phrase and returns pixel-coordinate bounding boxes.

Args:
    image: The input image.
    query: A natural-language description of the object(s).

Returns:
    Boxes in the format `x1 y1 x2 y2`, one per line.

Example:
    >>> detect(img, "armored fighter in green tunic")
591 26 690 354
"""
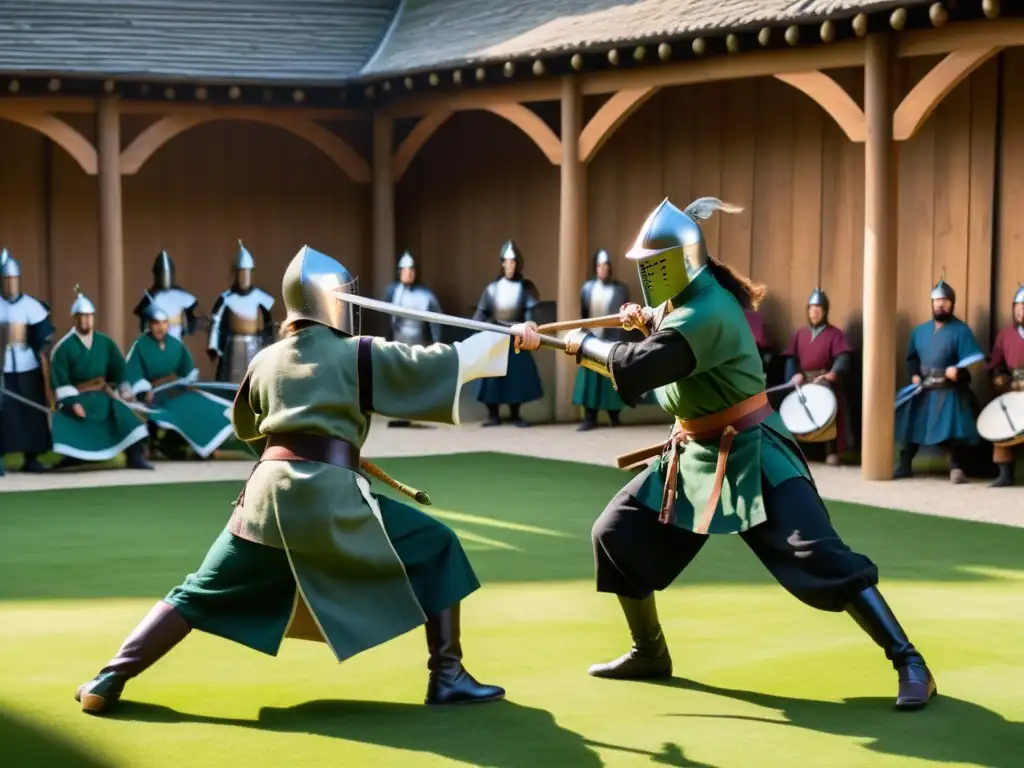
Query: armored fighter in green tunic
125 303 234 460
75 247 529 715
50 287 151 470
521 197 936 711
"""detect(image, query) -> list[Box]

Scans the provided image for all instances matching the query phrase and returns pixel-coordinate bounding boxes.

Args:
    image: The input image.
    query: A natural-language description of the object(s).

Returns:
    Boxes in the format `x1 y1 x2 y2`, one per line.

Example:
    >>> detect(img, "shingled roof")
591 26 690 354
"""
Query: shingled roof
0 0 398 83
360 0 934 77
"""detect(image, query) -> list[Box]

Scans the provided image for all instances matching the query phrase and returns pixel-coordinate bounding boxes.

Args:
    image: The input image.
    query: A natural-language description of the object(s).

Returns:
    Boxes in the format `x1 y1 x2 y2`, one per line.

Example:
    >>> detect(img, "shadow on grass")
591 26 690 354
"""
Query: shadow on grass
1 710 115 768
654 677 1022 768
110 698 705 767
2 453 1023 600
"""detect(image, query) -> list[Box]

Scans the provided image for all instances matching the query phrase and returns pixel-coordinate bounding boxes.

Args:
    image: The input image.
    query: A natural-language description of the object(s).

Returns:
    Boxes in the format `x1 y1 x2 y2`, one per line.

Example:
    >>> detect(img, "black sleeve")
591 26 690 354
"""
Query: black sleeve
783 356 799 381
609 329 696 407
831 351 851 377
259 305 275 345
957 367 973 386
184 303 199 336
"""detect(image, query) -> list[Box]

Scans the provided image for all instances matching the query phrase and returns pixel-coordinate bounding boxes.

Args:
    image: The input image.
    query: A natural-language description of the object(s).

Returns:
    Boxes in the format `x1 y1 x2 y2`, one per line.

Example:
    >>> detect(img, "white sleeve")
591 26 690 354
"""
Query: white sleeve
25 297 49 324
450 331 510 425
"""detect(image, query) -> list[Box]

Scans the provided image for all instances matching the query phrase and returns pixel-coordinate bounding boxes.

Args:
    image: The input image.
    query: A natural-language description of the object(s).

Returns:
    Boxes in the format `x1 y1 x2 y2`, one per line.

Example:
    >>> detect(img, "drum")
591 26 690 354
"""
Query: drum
976 391 1024 448
780 383 838 443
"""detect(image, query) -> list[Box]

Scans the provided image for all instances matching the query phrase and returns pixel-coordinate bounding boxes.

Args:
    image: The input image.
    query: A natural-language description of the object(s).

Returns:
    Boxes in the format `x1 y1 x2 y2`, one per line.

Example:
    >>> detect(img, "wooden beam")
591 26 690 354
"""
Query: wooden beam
0 98 363 119
119 113 371 182
893 48 1003 141
900 18 1024 57
773 72 867 142
579 87 659 163
392 110 453 184
0 112 97 174
581 40 866 96
372 112 396 302
861 34 899 482
96 95 126 350
381 82 562 118
555 76 586 423
482 103 563 165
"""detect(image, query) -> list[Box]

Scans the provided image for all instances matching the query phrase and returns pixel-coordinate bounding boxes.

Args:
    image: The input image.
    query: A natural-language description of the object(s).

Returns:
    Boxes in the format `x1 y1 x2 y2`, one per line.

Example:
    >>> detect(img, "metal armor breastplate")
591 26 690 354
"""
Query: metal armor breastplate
587 281 619 339
492 279 524 323
224 291 266 335
228 335 261 382
2 295 46 374
391 285 433 345
152 288 194 338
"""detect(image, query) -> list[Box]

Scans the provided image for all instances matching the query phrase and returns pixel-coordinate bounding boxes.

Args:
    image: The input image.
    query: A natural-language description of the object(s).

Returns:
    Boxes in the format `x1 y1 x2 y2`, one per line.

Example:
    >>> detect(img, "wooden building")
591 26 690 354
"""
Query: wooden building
2 0 1023 478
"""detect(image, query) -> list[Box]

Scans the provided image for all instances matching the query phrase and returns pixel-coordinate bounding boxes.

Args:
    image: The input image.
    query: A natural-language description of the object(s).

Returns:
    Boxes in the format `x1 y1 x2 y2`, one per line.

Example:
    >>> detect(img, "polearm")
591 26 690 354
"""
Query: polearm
893 352 987 408
331 290 568 350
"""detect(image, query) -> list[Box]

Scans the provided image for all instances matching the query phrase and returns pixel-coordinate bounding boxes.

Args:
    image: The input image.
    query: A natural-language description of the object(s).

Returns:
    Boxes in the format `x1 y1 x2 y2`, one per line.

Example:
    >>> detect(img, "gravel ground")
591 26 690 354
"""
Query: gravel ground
2 422 1021 527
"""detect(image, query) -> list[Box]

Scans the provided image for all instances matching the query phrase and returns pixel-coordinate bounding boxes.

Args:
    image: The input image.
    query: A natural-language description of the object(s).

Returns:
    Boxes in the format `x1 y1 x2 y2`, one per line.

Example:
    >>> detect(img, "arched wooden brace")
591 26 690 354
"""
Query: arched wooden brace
1 113 98 174
893 47 1002 141
390 103 563 184
772 72 867 142
120 113 372 182
578 86 659 163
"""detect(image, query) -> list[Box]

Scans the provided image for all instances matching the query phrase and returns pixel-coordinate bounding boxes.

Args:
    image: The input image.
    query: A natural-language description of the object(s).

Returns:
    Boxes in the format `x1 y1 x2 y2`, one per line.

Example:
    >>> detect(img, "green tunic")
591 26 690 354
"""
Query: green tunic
49 330 149 461
634 270 812 534
124 332 234 458
218 325 510 662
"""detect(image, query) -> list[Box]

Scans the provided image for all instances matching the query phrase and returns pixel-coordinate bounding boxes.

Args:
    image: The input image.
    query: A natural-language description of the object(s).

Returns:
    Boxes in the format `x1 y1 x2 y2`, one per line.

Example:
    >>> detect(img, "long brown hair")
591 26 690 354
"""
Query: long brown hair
707 257 766 311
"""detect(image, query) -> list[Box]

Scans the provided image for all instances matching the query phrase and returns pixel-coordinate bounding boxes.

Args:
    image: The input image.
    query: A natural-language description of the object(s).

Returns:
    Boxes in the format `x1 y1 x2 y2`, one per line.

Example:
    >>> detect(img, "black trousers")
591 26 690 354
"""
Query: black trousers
593 473 879 612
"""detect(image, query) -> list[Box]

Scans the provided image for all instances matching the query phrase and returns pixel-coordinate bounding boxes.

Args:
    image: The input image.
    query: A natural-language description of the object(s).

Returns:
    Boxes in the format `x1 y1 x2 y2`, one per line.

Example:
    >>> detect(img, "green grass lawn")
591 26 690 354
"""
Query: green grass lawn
1 452 1022 767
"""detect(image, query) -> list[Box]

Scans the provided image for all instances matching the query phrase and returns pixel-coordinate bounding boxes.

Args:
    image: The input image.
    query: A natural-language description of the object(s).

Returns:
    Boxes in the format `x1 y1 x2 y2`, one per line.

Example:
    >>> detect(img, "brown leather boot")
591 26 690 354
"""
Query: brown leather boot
588 594 673 680
846 587 936 710
75 601 191 715
424 604 505 705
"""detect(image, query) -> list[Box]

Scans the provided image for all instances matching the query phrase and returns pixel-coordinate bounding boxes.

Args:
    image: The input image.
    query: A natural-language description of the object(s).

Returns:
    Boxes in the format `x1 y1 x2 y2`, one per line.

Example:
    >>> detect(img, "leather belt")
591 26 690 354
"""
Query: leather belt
659 391 773 534
922 375 950 390
260 432 360 469
803 368 826 380
151 374 177 387
74 377 106 393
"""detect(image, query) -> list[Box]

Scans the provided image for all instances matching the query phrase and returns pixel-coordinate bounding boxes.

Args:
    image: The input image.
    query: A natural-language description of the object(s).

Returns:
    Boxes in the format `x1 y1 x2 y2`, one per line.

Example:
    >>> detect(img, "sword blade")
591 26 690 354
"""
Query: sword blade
332 290 564 348
0 385 51 414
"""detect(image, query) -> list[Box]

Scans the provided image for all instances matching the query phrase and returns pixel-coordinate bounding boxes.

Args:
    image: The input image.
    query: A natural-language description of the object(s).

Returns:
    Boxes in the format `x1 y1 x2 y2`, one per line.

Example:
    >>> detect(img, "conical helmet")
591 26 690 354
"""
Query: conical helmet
70 284 96 315
593 249 611 269
144 300 170 323
152 250 174 287
397 252 415 270
500 240 523 275
808 287 829 314
930 278 956 303
1013 284 1024 306
282 246 359 335
234 240 255 270
626 196 743 307
0 248 8 270
0 251 20 299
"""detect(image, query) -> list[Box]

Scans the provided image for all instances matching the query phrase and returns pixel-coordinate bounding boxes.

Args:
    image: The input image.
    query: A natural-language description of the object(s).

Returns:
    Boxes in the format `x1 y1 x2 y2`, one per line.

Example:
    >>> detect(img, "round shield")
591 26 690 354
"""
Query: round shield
977 391 1024 446
780 383 838 439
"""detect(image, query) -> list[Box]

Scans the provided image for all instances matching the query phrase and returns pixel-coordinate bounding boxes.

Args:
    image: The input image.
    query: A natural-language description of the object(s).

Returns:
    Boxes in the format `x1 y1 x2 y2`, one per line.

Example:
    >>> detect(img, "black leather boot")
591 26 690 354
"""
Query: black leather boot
608 410 621 427
125 441 153 470
989 462 1014 488
846 587 936 710
588 595 672 680
424 604 505 705
893 446 915 479
76 601 191 714
21 453 48 473
577 409 598 432
509 404 529 428
482 405 501 428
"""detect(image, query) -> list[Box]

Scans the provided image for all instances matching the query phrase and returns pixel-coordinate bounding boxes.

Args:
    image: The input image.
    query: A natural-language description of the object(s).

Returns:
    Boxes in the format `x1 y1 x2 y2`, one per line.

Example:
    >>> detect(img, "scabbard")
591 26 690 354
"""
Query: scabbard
615 442 667 469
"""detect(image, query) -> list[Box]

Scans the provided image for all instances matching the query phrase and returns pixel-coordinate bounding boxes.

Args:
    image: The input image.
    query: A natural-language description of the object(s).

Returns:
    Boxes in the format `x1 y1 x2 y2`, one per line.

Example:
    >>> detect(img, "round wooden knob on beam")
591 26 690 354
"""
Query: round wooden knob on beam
503 61 514 77
228 85 241 99
453 69 463 84
164 87 175 99
820 20 836 42
929 3 948 26
571 53 583 70
7 80 19 93
475 68 486 82
785 26 800 46
726 34 740 53
657 42 671 60
852 13 869 36
381 80 392 92
634 45 646 61
139 84 150 94
532 59 545 75
982 0 1000 18
890 8 908 30
404 77 414 90
262 89 273 101
607 48 620 65
364 85 375 98
428 72 440 86
48 78 60 92
292 89 305 102
196 86 208 100
103 80 115 93
758 27 771 46
692 37 706 55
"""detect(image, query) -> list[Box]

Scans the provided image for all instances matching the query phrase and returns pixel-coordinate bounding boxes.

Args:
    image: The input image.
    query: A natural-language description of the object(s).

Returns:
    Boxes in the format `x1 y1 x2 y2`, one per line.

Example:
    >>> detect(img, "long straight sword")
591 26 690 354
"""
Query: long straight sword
332 291 566 349
0 384 154 416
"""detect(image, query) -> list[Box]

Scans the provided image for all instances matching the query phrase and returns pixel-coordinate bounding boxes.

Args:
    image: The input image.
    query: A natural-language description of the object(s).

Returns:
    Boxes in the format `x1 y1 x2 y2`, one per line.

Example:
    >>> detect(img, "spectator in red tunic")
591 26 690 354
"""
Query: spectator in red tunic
783 288 854 466
986 285 1024 487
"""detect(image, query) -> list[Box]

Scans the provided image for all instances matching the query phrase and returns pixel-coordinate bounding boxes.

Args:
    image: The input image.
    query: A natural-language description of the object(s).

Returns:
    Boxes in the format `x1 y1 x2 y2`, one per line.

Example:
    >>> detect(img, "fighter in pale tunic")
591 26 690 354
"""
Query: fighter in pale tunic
472 240 543 427
132 251 199 339
207 241 275 383
0 250 54 475
520 198 935 710
782 288 854 465
125 303 235 460
75 247 529 715
49 287 151 470
573 249 631 431
894 279 984 483
986 285 1024 487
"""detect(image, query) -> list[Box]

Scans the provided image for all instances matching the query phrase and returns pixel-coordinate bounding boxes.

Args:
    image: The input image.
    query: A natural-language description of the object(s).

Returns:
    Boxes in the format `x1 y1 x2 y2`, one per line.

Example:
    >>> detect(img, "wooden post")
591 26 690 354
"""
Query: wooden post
371 112 395 303
96 95 125 349
862 35 899 480
556 76 586 423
